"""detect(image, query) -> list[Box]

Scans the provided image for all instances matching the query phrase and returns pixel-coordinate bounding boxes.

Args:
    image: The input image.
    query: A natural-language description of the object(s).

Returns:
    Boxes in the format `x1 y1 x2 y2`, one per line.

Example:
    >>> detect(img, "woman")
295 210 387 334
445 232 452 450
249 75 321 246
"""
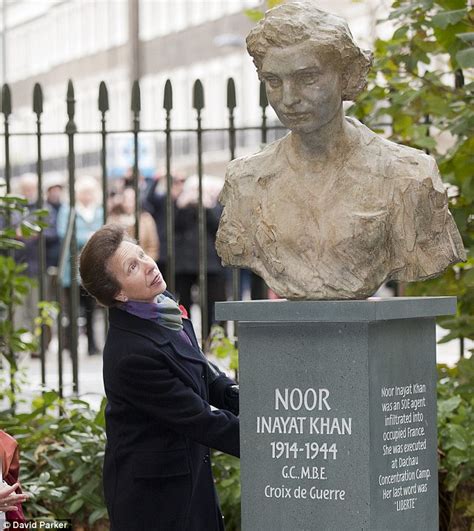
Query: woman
79 224 239 531
0 430 28 526
0 482 26 513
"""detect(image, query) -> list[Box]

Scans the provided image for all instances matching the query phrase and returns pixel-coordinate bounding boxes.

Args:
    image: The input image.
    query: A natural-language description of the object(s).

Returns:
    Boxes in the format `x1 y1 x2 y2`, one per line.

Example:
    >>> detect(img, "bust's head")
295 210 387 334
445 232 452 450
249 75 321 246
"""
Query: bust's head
246 2 372 102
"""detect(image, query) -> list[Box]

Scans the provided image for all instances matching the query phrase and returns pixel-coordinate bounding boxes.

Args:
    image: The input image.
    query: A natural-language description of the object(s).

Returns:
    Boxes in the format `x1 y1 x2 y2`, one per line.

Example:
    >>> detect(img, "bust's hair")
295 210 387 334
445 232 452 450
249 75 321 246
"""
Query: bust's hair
79 224 135 307
246 2 373 101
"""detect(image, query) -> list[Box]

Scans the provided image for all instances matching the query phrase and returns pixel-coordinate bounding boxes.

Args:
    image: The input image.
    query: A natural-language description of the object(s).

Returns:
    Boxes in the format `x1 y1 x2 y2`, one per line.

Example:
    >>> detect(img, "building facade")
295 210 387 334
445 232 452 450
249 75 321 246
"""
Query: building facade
0 0 387 180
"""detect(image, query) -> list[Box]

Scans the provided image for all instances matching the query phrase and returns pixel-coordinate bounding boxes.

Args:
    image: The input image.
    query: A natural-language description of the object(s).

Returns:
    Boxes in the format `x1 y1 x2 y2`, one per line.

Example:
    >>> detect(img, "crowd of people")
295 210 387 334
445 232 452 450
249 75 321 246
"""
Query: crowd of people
10 169 229 357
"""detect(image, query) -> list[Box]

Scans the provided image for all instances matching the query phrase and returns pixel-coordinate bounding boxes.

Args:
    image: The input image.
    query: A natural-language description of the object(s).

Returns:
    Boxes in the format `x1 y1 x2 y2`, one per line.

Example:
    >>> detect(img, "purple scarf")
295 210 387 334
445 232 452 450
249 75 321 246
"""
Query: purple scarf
120 294 183 331
119 294 193 346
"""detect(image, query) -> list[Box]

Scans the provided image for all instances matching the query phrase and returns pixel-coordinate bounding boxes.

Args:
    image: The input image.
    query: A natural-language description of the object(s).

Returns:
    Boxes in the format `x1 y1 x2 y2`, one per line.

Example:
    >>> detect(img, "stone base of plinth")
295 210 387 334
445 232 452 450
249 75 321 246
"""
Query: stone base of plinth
215 297 456 531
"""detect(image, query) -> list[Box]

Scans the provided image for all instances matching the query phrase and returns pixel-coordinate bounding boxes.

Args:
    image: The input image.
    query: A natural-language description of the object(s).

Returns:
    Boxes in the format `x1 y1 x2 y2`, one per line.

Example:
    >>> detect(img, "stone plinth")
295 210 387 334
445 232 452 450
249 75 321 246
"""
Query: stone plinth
215 297 456 531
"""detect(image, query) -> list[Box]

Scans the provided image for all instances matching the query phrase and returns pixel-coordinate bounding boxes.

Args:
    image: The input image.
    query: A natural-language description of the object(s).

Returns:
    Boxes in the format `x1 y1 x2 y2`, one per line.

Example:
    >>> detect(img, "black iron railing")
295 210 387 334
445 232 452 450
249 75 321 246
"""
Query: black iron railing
1 77 284 396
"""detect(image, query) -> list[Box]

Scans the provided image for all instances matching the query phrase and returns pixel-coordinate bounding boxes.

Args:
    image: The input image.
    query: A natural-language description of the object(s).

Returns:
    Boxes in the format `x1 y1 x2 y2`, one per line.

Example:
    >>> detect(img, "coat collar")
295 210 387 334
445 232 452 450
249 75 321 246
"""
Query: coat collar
108 307 207 366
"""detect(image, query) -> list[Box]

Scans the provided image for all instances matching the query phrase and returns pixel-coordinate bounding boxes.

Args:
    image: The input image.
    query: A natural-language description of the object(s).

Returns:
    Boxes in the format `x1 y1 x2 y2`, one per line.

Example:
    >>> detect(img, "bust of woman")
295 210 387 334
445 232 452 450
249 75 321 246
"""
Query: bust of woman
216 2 465 300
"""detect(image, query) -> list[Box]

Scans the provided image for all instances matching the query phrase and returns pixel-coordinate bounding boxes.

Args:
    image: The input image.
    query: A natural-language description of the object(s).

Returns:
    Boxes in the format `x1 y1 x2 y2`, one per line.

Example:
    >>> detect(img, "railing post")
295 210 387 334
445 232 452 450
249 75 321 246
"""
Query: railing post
193 79 207 343
2 83 15 408
227 78 240 303
33 82 47 386
99 81 110 338
56 208 77 399
65 79 79 395
250 81 269 300
131 80 141 241
99 81 109 225
454 67 464 361
163 79 175 293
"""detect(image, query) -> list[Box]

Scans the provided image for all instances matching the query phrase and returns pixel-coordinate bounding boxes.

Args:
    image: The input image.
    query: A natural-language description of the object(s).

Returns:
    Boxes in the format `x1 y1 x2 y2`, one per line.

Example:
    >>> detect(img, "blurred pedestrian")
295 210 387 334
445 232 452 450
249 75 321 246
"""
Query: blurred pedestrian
57 176 103 355
108 186 159 261
174 175 226 337
144 173 186 278
43 174 65 278
13 174 40 347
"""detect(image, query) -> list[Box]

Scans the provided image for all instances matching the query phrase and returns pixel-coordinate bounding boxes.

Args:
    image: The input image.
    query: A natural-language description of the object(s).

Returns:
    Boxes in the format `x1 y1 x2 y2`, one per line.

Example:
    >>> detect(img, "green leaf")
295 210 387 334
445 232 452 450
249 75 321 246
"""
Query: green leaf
456 48 474 68
388 4 419 20
457 32 474 43
437 0 469 8
446 424 468 450
244 8 264 22
68 498 84 513
89 507 108 525
71 464 89 483
438 395 462 417
39 471 51 482
392 26 409 40
432 9 467 29
0 238 24 250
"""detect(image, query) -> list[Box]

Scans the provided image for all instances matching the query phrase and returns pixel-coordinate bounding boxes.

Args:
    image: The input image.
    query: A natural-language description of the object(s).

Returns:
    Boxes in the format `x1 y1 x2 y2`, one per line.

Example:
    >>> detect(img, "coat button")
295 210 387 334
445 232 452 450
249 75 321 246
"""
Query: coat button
203 454 209 463
201 374 205 379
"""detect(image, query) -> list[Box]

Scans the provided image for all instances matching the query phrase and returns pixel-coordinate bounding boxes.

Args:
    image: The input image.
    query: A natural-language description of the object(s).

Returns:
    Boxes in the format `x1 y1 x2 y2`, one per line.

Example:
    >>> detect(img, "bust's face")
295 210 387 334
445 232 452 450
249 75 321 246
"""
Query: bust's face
261 40 342 134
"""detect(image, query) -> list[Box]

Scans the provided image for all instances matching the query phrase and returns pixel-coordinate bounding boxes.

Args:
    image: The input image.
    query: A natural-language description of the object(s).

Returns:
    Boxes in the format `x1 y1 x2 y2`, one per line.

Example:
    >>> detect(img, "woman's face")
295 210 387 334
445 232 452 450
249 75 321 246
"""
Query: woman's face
261 40 343 135
108 240 166 303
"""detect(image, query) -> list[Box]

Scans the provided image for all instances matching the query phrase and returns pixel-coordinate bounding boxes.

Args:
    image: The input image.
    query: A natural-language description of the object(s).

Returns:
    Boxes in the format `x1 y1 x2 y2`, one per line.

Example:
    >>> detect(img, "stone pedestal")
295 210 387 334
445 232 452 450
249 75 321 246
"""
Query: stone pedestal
215 297 456 531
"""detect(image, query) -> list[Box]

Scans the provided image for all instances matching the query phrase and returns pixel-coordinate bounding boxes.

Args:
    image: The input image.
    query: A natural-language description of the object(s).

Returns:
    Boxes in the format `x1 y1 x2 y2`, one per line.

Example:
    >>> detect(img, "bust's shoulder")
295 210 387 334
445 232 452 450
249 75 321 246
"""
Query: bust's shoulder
349 117 442 190
226 135 287 181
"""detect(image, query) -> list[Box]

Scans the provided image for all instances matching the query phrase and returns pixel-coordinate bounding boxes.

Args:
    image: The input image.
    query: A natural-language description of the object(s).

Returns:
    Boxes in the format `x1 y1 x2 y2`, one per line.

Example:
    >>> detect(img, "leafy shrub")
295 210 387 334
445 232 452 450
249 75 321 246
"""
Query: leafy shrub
437 356 474 530
349 0 473 341
212 451 241 531
0 392 108 530
0 188 50 400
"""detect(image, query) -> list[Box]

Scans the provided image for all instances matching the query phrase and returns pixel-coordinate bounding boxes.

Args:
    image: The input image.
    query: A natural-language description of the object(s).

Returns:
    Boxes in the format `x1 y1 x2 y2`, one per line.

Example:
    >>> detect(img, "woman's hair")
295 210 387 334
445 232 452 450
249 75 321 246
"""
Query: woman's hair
79 224 135 307
246 2 372 101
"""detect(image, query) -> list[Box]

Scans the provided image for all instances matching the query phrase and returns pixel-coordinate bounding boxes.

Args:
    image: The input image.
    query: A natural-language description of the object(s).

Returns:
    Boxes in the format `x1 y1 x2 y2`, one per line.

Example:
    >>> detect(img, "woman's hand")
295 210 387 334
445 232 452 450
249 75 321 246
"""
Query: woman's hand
0 482 28 512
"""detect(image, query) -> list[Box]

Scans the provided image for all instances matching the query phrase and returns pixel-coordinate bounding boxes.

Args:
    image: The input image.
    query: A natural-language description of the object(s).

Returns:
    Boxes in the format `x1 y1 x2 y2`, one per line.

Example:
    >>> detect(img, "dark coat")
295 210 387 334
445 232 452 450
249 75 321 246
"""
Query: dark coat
143 186 170 265
174 204 224 274
103 305 239 531
143 182 224 274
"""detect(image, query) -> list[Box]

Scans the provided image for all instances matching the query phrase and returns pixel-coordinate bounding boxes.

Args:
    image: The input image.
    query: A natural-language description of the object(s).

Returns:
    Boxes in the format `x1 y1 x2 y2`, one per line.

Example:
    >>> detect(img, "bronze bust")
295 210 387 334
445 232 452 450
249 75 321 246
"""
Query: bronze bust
216 3 465 300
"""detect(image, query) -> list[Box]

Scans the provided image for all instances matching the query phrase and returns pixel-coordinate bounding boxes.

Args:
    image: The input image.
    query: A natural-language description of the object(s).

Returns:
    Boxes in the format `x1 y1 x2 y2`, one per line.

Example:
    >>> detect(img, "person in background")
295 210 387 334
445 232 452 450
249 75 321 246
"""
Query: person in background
144 173 186 278
0 483 26 514
43 174 65 282
108 186 159 261
13 174 40 352
0 431 28 527
79 224 239 530
40 174 66 350
174 175 227 337
123 167 149 205
57 176 103 355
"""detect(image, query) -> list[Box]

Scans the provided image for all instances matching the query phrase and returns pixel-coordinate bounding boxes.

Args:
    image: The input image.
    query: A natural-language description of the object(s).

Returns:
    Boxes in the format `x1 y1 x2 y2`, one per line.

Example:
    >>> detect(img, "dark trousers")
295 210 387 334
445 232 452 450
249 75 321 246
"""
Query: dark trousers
80 287 98 354
63 286 98 354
